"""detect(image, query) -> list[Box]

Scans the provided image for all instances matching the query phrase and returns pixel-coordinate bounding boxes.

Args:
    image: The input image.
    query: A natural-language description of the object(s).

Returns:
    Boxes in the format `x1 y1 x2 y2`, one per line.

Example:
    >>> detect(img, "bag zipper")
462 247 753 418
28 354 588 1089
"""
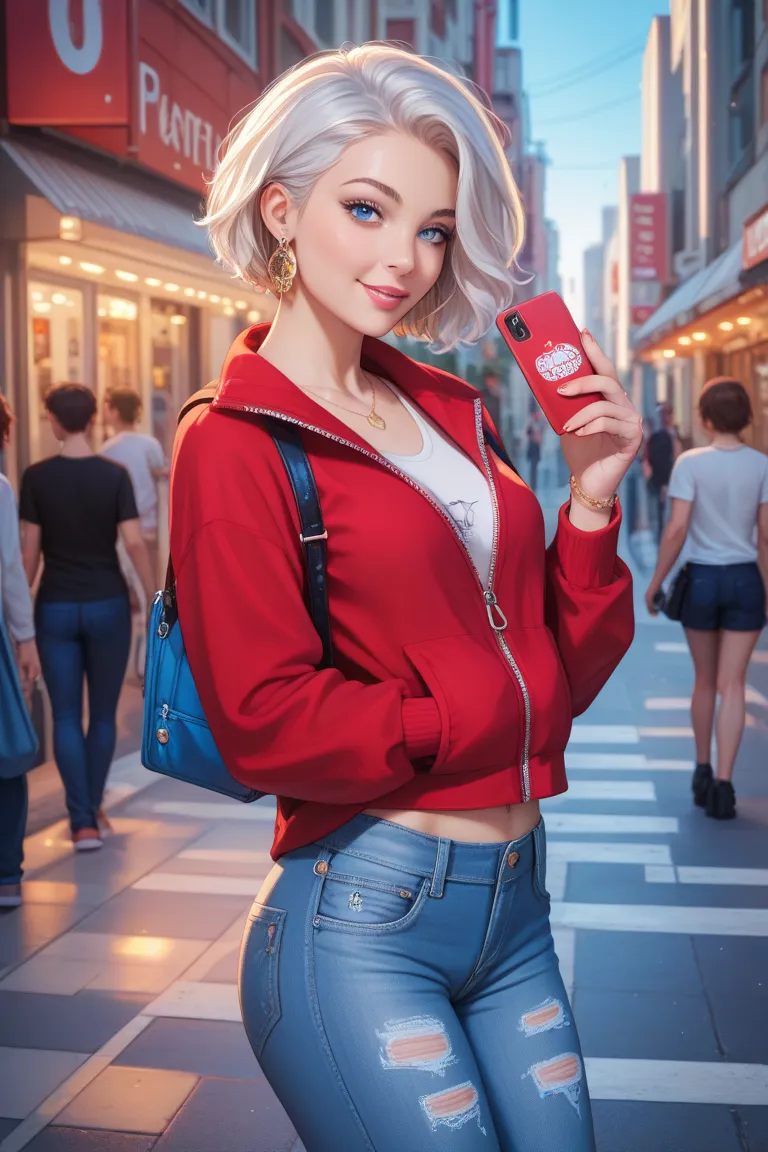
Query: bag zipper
215 397 532 802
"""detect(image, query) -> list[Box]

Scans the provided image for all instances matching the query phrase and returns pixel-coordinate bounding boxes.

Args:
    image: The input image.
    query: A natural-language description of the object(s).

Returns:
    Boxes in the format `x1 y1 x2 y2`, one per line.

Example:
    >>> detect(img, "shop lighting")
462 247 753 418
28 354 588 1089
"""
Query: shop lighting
51 293 68 305
170 314 187 325
116 270 138 282
221 297 232 305
235 300 246 310
65 300 75 308
58 256 73 266
164 283 180 292
59 216 82 241
718 321 734 331
223 306 236 316
145 277 162 287
736 316 751 326
183 287 196 297
31 290 44 301
209 294 221 303
197 291 207 300
678 336 692 346
80 262 105 274
692 332 707 341
98 308 107 317
247 310 260 323
33 302 52 313
662 349 675 358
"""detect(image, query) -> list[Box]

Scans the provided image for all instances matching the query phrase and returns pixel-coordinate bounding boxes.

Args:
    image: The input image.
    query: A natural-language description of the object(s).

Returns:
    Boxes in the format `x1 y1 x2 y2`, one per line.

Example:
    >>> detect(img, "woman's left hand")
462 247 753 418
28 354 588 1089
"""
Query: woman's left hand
557 330 644 500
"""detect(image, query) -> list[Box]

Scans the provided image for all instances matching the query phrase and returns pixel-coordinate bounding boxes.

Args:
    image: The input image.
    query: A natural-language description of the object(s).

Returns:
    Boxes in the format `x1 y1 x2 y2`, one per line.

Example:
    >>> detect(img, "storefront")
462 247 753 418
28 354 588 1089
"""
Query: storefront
1 135 275 484
633 216 768 453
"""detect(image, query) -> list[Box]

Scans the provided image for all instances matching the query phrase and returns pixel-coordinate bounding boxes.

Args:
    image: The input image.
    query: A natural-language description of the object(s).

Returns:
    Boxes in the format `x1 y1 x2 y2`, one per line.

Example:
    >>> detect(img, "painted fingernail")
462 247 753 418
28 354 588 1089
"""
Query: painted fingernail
562 421 572 432
557 385 567 394
582 328 593 341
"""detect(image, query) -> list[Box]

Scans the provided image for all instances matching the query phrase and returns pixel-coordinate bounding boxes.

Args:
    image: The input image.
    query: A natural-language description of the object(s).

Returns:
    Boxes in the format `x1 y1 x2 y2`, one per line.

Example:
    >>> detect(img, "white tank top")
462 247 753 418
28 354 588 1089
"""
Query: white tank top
381 384 494 587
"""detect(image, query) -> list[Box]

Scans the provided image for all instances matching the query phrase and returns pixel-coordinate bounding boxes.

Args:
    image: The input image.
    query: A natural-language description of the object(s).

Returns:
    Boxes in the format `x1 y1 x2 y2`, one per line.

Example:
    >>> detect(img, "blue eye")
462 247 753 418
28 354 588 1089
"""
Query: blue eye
419 226 451 245
351 204 376 222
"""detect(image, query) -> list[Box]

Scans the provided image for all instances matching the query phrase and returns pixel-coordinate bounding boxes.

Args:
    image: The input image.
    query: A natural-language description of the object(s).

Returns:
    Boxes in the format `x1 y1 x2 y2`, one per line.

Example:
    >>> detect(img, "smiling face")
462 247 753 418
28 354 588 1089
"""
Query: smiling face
277 130 458 337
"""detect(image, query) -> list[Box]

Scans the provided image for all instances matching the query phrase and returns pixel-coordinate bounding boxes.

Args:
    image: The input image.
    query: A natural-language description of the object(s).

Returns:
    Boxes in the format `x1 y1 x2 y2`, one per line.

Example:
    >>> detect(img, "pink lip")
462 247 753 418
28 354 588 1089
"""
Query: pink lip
360 282 410 310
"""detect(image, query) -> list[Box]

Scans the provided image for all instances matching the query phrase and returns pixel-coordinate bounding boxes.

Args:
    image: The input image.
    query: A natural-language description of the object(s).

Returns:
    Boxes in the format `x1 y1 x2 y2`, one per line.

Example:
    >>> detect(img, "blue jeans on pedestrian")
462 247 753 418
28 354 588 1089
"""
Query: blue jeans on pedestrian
239 814 595 1152
35 596 131 833
0 774 28 885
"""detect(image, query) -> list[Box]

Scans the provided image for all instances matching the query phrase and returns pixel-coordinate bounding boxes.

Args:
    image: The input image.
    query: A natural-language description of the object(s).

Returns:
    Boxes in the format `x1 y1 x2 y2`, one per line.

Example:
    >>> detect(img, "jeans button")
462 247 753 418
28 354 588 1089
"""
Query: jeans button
507 851 519 869
314 861 329 875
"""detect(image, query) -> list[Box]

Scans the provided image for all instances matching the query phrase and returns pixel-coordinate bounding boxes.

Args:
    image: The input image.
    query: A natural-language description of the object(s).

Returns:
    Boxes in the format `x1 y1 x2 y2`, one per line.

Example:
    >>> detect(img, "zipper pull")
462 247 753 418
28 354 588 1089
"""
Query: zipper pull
484 590 508 632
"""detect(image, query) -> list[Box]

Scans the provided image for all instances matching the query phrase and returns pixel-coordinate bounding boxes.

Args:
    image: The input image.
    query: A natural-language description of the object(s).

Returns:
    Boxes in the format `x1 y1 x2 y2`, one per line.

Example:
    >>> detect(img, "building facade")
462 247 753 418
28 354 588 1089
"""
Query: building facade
632 0 768 453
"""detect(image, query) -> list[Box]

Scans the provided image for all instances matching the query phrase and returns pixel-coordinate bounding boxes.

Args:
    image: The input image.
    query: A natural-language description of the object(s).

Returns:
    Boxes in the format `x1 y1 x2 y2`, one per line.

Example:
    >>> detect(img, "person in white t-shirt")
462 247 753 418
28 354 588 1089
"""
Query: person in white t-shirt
101 387 168 587
646 377 768 820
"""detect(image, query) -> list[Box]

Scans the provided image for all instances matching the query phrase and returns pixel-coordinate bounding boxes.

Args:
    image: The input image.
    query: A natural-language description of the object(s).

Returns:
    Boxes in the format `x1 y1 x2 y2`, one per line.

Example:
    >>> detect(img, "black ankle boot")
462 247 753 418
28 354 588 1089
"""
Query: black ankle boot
706 780 736 820
692 763 713 807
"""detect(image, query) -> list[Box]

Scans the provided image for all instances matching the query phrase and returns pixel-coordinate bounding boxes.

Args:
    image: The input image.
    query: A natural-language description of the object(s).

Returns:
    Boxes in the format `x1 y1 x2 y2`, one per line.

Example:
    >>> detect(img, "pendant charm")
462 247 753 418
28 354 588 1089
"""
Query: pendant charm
367 412 386 430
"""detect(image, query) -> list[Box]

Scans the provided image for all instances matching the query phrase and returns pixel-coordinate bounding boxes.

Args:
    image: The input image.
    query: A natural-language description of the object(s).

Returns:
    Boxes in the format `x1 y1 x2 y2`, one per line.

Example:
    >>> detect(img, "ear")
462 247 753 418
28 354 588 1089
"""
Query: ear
259 182 298 243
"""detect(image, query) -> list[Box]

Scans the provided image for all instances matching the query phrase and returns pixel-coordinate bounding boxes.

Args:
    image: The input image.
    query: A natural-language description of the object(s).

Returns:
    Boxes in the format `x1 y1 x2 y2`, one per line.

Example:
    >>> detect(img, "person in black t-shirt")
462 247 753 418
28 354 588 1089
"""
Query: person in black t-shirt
643 402 682 543
19 384 155 852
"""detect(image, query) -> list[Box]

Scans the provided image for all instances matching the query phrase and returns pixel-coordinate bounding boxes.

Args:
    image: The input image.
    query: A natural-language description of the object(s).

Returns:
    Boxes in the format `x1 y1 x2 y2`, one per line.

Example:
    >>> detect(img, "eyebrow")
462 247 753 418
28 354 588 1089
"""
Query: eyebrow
341 177 456 219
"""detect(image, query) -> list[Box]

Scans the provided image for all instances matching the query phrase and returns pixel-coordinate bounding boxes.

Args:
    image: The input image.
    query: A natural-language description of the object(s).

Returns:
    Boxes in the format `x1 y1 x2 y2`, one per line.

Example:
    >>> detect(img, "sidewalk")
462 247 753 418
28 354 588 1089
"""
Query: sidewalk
2 489 768 1151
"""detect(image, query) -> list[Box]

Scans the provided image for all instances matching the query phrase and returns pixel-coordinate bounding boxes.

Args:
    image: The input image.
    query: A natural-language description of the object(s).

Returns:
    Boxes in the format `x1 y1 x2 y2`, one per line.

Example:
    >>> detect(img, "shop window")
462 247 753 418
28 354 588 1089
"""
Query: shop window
28 282 85 463
97 294 140 441
315 0 335 45
179 0 257 68
728 71 755 172
762 64 768 127
151 302 191 462
729 0 754 79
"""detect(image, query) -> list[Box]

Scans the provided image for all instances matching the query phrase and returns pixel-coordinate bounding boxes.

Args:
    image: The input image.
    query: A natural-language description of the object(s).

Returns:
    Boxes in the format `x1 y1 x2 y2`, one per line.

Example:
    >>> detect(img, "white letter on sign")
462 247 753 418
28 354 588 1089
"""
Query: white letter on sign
49 0 103 76
139 62 160 135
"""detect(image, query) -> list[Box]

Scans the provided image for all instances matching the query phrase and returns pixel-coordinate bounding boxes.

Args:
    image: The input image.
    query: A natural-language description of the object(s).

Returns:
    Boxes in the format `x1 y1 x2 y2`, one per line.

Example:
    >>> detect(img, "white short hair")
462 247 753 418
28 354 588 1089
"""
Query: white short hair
203 42 525 353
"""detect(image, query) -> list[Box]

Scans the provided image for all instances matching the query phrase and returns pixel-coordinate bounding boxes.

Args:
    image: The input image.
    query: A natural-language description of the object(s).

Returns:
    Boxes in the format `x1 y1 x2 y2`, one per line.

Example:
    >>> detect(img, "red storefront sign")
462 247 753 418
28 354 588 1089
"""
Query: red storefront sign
743 203 768 271
5 0 129 124
4 0 257 193
629 193 669 283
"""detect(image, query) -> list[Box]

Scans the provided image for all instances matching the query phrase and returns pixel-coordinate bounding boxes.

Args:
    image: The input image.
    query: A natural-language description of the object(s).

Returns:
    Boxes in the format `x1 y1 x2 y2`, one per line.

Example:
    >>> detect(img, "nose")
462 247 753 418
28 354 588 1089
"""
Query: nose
385 228 417 275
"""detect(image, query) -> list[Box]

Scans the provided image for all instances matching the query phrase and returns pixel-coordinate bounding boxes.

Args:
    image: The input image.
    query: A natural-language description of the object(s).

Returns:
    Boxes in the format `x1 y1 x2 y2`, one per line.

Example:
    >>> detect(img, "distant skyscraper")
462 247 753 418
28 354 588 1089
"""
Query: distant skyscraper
496 0 520 47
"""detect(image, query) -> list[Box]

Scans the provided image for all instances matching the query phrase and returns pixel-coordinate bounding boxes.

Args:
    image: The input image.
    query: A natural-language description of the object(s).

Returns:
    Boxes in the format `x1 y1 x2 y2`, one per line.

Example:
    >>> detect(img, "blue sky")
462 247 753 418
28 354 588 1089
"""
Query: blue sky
520 0 666 322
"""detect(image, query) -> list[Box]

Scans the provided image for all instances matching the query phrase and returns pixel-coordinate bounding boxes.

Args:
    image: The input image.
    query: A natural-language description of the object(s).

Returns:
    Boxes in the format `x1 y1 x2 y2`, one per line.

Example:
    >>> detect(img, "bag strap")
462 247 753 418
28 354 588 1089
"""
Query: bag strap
483 425 518 476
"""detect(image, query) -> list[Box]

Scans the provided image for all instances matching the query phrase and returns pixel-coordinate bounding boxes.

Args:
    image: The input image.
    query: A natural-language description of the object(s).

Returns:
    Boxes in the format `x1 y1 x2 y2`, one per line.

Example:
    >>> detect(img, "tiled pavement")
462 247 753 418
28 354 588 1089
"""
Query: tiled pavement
2 528 768 1149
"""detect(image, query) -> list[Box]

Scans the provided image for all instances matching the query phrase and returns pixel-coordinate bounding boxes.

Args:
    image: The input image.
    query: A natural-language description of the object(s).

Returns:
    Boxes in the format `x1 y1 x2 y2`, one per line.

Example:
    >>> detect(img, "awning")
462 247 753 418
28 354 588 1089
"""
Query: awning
634 238 744 348
0 137 212 259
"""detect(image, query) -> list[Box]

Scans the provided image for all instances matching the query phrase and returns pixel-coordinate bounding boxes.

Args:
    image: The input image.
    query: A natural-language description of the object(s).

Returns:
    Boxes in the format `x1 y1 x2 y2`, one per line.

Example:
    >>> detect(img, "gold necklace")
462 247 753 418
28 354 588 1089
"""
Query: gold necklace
301 370 387 431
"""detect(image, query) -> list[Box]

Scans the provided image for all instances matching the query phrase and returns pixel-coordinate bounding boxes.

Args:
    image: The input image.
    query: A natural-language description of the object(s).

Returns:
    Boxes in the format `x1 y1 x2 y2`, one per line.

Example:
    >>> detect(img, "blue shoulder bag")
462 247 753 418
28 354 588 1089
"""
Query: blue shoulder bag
141 388 516 803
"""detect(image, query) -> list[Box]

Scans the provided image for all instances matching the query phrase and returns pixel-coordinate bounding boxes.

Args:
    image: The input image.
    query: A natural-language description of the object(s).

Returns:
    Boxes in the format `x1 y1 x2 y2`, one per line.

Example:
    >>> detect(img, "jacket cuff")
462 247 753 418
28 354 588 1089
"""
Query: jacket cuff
402 697 442 760
552 500 622 590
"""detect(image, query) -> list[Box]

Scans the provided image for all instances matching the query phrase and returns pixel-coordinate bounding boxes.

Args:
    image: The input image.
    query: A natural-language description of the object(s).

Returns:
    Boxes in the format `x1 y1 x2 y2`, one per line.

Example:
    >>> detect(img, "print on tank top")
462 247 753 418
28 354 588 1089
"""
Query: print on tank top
444 499 479 541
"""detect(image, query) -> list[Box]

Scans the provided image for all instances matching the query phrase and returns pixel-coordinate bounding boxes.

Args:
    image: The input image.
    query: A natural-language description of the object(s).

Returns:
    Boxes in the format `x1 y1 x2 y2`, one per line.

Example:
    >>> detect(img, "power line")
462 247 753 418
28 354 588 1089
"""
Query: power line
530 42 645 99
534 90 640 127
527 35 644 95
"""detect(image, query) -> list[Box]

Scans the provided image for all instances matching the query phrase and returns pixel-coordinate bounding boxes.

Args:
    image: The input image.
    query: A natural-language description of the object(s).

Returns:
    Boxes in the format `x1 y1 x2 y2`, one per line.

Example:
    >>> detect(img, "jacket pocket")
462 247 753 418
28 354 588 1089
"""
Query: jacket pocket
505 626 573 756
239 904 285 1060
403 634 523 775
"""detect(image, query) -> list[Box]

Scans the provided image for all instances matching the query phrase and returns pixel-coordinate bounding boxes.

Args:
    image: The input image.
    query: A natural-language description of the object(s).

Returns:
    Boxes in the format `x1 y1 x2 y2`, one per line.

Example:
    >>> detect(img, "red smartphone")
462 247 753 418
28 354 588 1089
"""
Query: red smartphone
496 292 603 432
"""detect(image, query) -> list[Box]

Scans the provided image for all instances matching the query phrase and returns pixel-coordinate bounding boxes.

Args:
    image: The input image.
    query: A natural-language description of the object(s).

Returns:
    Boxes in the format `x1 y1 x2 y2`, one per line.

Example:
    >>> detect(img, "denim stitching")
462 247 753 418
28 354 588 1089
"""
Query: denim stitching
313 878 430 936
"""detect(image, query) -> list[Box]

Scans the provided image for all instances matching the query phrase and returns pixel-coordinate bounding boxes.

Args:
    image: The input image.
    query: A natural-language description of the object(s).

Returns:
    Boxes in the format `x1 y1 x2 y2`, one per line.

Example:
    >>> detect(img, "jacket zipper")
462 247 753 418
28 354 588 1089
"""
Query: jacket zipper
216 397 532 802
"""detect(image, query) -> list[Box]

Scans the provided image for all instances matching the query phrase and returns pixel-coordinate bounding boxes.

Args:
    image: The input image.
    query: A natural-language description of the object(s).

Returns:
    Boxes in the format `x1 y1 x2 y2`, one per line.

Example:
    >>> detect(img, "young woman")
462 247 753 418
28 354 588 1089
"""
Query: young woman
19 385 155 851
171 45 637 1151
0 395 40 907
646 377 768 820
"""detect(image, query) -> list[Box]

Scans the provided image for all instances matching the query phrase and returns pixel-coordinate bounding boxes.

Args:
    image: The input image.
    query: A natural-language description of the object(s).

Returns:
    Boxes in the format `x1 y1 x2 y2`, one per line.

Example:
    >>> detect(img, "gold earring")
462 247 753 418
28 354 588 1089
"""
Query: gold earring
267 236 297 295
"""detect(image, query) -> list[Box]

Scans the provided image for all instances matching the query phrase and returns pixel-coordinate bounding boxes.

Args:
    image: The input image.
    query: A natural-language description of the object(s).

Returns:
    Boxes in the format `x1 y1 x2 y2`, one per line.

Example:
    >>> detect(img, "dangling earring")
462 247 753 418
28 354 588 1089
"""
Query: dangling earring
267 235 297 295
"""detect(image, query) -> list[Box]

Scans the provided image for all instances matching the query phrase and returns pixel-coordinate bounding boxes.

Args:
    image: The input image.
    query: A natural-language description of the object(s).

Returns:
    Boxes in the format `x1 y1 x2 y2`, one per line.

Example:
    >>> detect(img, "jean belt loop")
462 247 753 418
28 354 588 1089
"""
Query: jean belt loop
429 837 451 899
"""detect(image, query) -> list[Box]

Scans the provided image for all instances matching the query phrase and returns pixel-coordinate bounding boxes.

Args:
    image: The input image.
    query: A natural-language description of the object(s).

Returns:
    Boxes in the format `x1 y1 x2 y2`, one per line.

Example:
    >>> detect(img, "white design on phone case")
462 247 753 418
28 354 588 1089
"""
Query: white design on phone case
535 342 582 382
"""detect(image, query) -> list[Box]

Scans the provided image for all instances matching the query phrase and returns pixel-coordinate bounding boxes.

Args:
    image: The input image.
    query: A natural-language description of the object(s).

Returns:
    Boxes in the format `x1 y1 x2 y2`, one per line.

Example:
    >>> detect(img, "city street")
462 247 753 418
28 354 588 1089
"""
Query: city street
1 505 767 1152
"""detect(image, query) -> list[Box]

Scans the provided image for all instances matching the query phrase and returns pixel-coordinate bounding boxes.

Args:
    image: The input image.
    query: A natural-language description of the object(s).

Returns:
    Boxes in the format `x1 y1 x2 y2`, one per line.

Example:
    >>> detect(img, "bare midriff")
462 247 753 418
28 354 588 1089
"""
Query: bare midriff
362 799 541 844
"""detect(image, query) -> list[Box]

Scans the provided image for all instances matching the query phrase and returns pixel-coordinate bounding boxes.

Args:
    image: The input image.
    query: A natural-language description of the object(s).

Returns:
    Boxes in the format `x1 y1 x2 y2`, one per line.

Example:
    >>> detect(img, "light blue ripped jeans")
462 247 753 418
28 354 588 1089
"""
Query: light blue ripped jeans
239 814 595 1152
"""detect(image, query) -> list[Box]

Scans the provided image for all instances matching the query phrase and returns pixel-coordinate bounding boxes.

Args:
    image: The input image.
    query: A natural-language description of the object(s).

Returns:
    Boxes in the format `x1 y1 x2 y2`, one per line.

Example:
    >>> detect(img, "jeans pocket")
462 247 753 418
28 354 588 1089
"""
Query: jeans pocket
313 851 429 934
239 903 286 1060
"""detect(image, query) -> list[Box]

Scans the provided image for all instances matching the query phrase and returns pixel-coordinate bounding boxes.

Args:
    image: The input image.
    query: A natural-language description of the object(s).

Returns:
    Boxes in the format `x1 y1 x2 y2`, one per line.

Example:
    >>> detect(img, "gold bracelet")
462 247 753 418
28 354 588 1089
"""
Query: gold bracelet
569 474 618 510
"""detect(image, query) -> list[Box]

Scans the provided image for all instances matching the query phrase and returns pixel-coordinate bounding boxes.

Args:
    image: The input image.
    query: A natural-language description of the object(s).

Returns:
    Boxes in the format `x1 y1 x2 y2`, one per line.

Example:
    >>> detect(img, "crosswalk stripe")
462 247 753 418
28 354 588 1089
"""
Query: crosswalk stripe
544 815 678 834
551 901 768 936
585 1058 768 1105
565 753 690 771
545 781 656 802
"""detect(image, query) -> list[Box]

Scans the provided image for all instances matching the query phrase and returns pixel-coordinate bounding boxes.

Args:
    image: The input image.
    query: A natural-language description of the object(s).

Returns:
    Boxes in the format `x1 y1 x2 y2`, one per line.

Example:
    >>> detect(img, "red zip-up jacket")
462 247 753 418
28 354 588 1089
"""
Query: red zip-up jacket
171 325 634 859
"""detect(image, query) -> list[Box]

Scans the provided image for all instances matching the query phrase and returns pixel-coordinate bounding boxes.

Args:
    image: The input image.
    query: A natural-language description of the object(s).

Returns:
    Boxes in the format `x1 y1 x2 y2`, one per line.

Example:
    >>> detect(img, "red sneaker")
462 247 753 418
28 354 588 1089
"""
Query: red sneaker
72 828 103 852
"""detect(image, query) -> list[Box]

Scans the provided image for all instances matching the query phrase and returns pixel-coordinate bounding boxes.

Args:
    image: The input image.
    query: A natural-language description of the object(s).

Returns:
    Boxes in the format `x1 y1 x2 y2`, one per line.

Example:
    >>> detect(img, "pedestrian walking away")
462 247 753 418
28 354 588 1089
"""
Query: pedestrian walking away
524 405 545 494
101 384 168 591
643 401 682 543
18 384 156 853
170 44 638 1152
0 394 41 909
646 377 768 820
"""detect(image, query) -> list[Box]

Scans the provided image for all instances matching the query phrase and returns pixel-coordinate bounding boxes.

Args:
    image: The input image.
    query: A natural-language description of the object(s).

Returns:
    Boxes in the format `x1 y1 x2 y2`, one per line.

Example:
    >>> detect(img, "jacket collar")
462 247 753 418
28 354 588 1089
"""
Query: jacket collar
212 323 485 466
